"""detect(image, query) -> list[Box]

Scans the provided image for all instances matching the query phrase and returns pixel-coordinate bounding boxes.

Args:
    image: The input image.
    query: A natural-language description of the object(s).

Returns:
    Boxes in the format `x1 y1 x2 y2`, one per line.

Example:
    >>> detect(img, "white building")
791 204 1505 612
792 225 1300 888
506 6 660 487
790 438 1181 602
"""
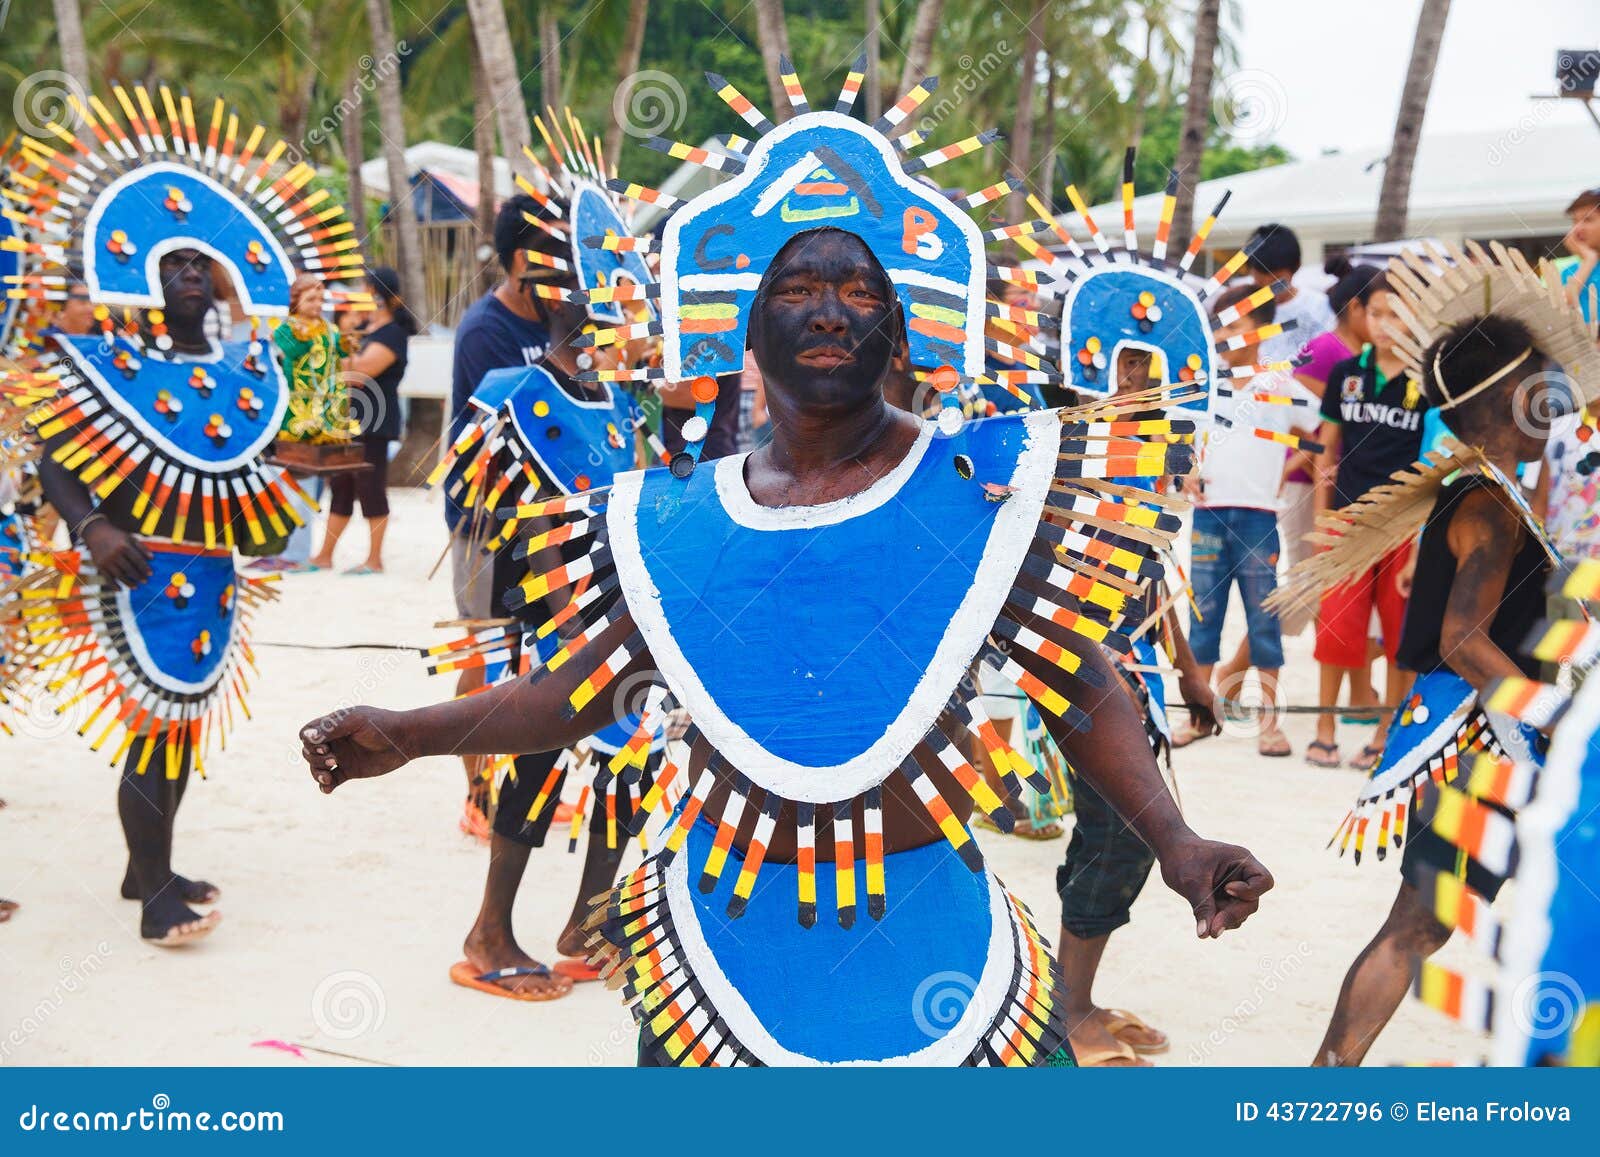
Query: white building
1068 120 1598 270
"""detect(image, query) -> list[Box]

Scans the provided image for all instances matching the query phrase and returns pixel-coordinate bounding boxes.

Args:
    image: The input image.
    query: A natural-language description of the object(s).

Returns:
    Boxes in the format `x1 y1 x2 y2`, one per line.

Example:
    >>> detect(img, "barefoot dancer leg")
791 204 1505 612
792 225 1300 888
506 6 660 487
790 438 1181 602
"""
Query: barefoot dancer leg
1314 881 1451 1065
459 750 572 999
118 736 220 944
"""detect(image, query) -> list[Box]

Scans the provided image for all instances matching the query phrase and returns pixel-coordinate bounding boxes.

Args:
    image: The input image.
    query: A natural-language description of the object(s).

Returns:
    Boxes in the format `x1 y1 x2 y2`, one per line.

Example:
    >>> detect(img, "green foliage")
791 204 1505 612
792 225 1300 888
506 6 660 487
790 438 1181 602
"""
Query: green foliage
1 0 1289 213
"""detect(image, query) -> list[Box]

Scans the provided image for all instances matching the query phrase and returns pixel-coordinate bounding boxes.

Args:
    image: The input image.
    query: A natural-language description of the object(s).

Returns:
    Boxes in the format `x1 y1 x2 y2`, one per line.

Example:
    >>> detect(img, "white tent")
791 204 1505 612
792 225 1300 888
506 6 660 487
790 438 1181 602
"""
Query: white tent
358 141 518 202
1068 120 1599 267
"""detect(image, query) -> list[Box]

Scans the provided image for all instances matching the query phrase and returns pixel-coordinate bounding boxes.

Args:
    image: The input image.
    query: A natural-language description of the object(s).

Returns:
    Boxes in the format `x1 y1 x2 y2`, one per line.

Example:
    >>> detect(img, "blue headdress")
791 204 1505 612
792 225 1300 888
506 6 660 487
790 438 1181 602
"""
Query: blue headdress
0 82 364 547
579 56 1058 475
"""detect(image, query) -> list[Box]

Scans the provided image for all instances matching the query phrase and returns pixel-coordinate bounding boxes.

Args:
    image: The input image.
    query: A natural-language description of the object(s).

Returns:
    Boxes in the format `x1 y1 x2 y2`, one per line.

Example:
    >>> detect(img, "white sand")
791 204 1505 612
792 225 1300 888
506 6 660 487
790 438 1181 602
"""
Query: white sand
0 487 1483 1066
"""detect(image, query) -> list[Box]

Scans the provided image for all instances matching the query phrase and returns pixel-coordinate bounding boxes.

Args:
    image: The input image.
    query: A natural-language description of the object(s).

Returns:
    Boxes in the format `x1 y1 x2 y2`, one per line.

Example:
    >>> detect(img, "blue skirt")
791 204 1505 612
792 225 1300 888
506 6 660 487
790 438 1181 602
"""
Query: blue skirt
596 820 1071 1067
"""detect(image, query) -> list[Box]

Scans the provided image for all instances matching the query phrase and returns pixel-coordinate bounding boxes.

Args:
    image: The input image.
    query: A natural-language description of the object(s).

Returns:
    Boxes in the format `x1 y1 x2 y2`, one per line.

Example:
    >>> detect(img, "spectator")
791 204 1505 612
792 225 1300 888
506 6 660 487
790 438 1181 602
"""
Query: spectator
1176 284 1320 756
1279 258 1384 628
1244 223 1335 365
40 276 94 338
1561 185 1600 322
309 266 415 575
441 195 555 838
1305 276 1427 769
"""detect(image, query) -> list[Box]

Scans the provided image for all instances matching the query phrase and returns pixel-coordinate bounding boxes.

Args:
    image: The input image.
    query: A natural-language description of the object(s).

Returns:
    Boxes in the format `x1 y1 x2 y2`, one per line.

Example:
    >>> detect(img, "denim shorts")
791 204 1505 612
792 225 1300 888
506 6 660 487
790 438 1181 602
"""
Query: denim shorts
1188 505 1284 669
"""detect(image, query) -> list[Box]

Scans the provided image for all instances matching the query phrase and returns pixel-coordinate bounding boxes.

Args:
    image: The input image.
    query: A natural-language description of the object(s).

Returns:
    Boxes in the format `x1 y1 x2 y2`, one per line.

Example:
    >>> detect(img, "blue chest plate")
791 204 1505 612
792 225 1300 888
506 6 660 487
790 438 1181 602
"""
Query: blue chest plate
607 411 1058 802
473 365 638 496
111 547 239 696
56 335 287 474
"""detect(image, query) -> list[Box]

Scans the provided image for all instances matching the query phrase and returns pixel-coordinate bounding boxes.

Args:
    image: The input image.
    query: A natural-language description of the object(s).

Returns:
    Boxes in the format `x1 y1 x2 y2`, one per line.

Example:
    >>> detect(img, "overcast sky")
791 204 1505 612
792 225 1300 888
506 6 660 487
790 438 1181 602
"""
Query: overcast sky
1228 0 1600 158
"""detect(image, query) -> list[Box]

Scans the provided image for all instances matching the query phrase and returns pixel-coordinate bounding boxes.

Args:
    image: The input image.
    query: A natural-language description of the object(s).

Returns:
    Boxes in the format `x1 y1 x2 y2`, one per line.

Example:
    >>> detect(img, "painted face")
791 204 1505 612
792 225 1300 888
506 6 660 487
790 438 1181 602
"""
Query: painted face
750 230 903 410
158 248 215 331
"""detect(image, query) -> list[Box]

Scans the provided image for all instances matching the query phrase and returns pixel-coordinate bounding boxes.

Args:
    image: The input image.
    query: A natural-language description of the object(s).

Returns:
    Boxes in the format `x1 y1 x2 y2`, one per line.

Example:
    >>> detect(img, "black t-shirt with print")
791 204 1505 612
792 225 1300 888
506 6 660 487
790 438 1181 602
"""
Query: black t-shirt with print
1319 348 1430 509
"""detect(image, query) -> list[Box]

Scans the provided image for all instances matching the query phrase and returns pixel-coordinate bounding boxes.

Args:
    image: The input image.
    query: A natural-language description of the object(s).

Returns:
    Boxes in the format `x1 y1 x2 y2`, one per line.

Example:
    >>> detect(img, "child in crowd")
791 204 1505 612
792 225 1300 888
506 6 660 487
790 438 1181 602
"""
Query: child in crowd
1175 284 1321 756
1305 277 1427 770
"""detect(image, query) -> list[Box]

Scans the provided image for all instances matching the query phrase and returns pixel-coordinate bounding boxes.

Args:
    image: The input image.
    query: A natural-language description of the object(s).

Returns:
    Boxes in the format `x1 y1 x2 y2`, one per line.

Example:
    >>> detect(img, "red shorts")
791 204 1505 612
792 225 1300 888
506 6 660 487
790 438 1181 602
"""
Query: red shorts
1314 543 1411 669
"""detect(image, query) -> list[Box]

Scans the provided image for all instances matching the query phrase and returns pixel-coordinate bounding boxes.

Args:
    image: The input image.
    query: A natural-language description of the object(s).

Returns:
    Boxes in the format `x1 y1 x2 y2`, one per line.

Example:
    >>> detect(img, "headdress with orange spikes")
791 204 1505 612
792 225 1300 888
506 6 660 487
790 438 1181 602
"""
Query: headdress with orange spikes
511 106 656 329
590 55 1039 476
0 82 364 546
1036 148 1296 410
2 83 362 312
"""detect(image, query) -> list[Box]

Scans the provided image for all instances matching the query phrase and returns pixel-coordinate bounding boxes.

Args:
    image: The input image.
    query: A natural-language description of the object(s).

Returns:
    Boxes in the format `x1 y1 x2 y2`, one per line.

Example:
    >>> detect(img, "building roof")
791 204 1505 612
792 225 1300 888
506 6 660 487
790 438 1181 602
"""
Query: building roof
1070 120 1599 248
359 141 518 202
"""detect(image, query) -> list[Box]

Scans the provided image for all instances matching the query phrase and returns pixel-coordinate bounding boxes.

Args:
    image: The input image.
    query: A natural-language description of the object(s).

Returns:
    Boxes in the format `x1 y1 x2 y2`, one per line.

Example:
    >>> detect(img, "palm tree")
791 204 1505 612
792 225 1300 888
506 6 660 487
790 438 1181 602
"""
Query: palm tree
864 0 881 121
753 0 795 123
465 0 534 158
470 20 501 299
538 3 563 112
341 69 369 243
1006 0 1046 236
365 0 428 321
894 0 943 102
52 0 91 89
604 0 651 165
1374 0 1451 242
1168 0 1220 256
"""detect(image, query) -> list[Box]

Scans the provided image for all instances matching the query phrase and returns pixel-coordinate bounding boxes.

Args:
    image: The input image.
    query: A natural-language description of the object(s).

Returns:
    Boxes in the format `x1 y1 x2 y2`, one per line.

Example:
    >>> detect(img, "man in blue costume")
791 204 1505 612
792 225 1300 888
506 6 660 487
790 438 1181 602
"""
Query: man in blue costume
301 227 1273 1065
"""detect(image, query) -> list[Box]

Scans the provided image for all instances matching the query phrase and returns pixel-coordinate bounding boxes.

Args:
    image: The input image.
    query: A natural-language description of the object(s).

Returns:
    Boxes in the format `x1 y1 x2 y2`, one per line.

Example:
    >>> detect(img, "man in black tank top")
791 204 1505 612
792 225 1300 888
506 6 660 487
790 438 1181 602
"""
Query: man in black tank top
1316 315 1558 1065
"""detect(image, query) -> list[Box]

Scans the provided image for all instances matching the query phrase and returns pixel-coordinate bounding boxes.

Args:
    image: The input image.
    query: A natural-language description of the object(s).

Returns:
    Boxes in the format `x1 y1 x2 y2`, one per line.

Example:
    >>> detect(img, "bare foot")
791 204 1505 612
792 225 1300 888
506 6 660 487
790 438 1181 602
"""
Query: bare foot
0 898 18 923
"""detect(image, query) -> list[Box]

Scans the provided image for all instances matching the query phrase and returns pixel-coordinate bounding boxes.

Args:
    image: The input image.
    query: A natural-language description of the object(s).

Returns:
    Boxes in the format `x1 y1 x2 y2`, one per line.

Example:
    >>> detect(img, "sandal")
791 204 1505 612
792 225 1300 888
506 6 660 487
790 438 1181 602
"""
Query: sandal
1011 816 1064 840
1170 720 1211 748
1072 1039 1154 1067
448 961 571 1002
1305 740 1341 768
1256 729 1292 758
1102 1008 1170 1055
1348 743 1385 772
552 957 603 983
459 795 491 843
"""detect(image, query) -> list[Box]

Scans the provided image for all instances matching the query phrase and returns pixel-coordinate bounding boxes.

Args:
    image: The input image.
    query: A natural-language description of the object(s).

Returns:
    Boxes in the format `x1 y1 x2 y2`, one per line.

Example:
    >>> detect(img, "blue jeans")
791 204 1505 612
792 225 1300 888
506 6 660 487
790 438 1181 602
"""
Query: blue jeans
1188 506 1284 669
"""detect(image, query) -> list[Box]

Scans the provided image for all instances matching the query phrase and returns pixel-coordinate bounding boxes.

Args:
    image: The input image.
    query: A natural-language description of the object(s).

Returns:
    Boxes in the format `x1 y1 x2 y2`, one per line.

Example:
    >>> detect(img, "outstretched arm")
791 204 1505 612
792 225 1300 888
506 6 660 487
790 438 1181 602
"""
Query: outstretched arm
1002 599 1273 937
301 612 653 792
